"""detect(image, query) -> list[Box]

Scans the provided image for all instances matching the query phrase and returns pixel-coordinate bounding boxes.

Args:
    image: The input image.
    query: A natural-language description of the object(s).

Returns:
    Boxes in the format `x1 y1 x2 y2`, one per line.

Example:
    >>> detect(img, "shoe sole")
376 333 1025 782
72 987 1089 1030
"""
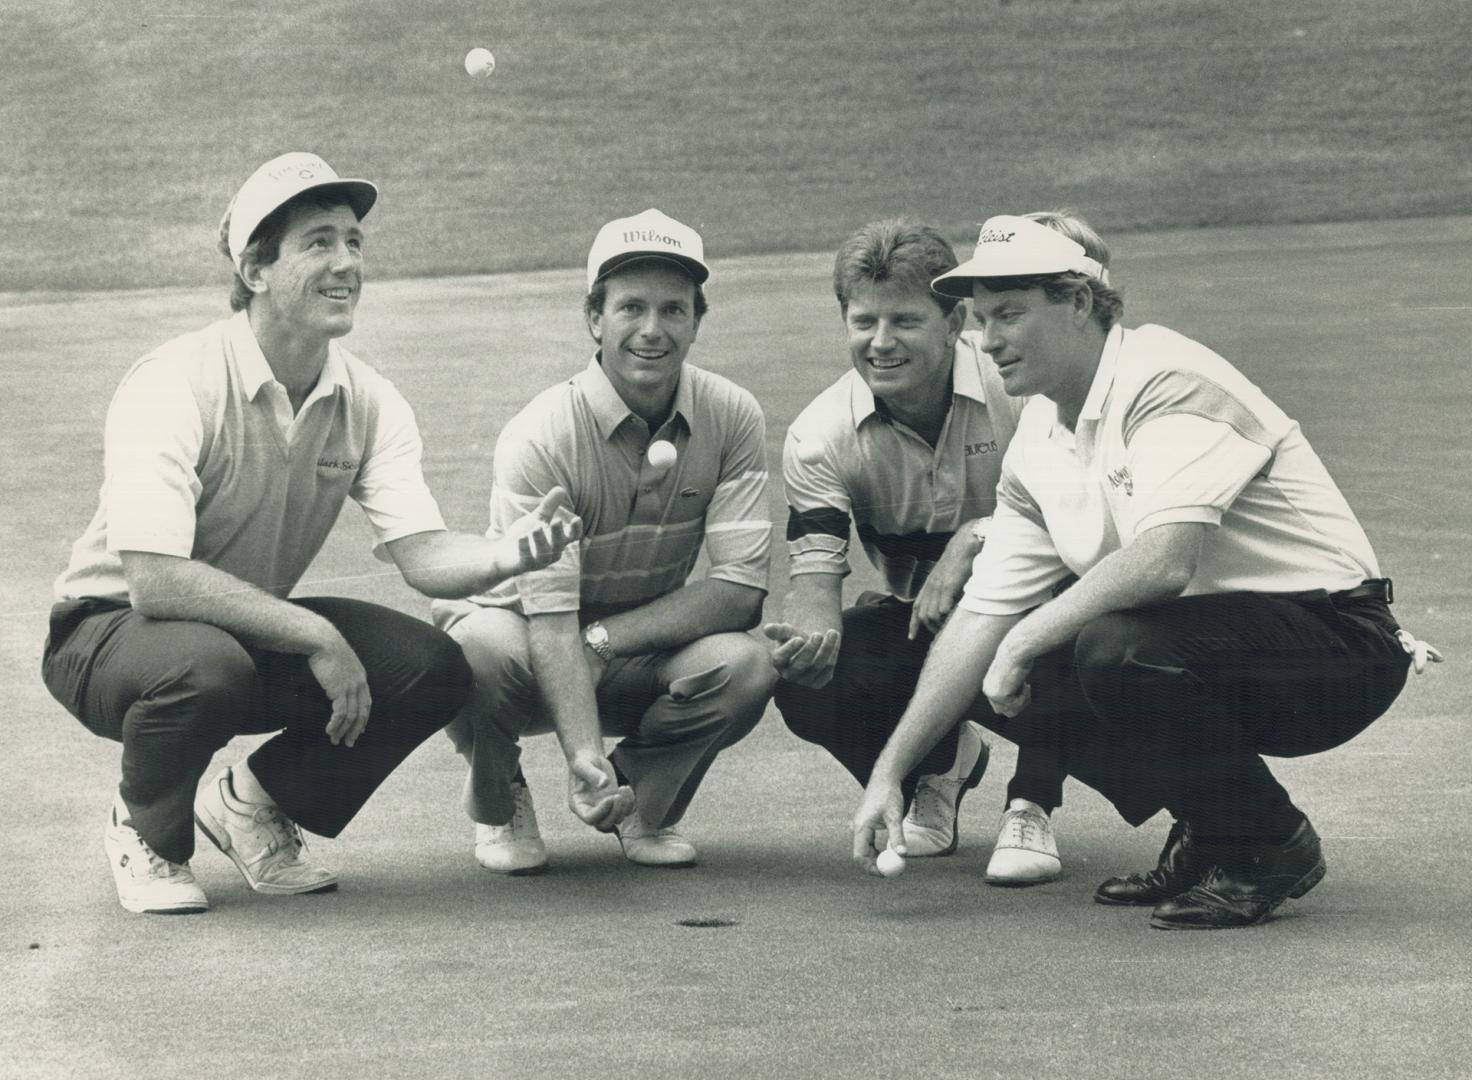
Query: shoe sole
985 868 1062 887
616 837 698 868
476 856 550 876
1148 859 1328 930
118 897 210 915
194 809 339 896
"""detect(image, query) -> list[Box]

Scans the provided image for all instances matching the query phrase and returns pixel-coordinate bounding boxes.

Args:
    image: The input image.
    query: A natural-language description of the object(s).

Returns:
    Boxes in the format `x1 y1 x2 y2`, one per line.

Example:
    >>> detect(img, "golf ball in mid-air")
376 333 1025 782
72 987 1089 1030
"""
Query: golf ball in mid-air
647 440 678 471
876 848 906 878
464 47 496 79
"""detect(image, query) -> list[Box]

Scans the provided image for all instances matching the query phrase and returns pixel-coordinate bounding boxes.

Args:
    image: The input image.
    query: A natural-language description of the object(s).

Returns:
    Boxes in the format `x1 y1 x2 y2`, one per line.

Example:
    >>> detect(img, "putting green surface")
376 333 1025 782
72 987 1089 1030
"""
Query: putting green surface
3 217 1469 1079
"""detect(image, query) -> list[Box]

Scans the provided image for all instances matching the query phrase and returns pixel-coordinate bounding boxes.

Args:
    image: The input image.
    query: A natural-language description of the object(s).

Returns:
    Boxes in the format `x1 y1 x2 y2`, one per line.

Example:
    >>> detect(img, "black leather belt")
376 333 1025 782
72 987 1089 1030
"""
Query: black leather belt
1334 578 1393 604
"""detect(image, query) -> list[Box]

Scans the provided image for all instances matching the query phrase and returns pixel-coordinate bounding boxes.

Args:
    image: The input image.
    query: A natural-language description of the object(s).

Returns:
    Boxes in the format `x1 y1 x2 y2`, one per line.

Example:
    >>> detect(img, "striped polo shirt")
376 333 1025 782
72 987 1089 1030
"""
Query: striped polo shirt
444 355 771 619
962 322 1381 616
784 331 1027 601
55 311 447 603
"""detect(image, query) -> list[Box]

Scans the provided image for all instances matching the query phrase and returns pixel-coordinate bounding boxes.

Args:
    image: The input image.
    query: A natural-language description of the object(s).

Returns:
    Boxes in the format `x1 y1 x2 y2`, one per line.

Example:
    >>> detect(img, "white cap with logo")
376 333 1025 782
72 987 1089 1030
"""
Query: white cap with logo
219 152 378 275
586 208 710 290
931 214 1108 299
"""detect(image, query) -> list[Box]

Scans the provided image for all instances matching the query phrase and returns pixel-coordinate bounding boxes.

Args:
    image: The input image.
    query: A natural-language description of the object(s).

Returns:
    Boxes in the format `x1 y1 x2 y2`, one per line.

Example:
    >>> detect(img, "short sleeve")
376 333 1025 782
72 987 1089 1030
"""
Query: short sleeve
781 423 852 579
1122 414 1271 539
351 377 447 556
702 394 772 591
958 461 1070 615
486 421 583 615
102 360 204 557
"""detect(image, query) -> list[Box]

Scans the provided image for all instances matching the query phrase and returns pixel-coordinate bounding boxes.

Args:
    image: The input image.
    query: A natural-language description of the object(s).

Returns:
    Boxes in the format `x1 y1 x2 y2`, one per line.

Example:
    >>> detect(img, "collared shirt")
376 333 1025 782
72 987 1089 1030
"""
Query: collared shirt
442 355 771 618
783 331 1027 601
961 323 1381 616
55 311 446 602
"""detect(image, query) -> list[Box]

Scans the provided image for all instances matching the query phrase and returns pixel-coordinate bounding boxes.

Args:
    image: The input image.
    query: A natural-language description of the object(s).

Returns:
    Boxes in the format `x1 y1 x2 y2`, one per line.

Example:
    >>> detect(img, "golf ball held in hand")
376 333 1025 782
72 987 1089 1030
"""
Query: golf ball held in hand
876 848 906 878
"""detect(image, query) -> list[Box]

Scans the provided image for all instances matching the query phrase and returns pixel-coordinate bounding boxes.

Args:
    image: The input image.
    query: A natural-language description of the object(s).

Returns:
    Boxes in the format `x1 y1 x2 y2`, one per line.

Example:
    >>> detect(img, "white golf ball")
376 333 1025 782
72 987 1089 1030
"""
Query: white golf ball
464 47 496 79
876 848 906 878
647 440 678 471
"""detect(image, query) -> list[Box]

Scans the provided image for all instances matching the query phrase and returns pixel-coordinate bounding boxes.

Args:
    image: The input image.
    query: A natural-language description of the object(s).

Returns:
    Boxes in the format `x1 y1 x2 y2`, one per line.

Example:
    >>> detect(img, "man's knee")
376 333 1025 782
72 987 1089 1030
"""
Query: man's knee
1073 611 1184 722
446 609 542 738
132 628 256 742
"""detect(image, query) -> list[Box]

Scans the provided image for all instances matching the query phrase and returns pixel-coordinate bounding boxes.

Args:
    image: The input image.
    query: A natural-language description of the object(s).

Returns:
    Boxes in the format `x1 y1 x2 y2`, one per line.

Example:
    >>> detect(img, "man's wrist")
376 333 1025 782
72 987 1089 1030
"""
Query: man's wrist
582 620 615 662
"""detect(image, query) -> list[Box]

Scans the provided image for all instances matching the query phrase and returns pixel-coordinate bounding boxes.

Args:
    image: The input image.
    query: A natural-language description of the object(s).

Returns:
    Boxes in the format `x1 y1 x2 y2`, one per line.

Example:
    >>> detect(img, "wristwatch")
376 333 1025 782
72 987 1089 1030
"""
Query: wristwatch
582 621 614 662
970 516 992 546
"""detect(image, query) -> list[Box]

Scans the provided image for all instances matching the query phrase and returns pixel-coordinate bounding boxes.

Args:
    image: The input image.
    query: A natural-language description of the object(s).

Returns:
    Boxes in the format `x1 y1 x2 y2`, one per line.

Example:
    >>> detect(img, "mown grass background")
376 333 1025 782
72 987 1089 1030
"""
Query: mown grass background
2 0 1469 292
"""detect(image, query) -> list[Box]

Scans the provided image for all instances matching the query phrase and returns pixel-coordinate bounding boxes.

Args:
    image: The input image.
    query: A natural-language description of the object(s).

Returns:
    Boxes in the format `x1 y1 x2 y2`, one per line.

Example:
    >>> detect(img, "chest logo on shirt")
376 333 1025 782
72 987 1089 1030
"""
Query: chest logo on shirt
1106 465 1134 496
965 440 999 457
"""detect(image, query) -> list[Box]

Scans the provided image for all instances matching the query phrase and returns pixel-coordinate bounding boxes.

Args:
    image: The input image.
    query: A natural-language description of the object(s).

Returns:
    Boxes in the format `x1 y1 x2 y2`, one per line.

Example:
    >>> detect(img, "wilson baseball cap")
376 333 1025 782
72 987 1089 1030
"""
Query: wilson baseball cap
931 214 1108 298
219 152 378 274
586 208 710 290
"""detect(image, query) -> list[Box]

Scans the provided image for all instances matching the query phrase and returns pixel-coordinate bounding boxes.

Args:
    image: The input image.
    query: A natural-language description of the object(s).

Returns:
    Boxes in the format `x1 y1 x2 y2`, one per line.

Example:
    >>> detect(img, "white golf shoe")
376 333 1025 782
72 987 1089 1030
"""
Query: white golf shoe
985 799 1062 885
194 767 338 895
617 814 697 868
104 797 209 915
901 720 990 857
474 782 549 875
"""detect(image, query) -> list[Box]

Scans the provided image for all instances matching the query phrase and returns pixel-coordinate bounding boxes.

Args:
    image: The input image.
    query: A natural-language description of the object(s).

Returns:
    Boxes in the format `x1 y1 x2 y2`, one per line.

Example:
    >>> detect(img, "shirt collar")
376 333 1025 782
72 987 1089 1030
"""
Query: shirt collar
850 336 984 430
1074 323 1124 425
228 310 348 402
580 354 693 441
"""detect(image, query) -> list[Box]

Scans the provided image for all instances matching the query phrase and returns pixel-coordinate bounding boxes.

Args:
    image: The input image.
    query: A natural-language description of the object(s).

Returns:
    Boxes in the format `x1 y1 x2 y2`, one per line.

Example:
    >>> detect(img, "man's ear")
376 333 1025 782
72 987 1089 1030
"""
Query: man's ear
945 301 967 344
1071 282 1094 323
239 250 270 297
585 308 602 345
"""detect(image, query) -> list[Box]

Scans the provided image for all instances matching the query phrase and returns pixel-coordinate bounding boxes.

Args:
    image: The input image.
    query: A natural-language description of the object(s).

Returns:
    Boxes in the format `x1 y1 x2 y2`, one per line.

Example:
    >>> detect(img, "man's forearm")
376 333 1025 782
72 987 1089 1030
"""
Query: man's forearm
389 531 518 598
526 613 605 760
599 579 765 658
121 552 340 656
872 607 1018 782
999 522 1203 666
781 572 843 634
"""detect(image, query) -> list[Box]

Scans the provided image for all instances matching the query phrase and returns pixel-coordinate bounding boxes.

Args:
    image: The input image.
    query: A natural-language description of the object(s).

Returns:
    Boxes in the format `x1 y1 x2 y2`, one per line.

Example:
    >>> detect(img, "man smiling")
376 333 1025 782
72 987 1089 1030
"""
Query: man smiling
432 210 775 873
764 219 1070 882
42 152 581 916
849 209 1436 929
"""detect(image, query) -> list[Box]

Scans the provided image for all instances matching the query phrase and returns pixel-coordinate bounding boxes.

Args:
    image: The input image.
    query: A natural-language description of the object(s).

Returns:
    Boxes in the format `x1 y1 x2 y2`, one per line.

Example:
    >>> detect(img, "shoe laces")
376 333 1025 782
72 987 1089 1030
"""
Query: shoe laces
909 778 950 827
251 805 307 862
1000 807 1042 848
117 813 188 879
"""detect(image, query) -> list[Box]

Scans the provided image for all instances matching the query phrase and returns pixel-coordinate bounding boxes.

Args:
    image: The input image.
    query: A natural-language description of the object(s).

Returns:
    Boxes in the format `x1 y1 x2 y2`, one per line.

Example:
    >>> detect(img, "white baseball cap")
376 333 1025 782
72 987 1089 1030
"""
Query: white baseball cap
219 152 378 274
931 214 1108 298
586 208 710 290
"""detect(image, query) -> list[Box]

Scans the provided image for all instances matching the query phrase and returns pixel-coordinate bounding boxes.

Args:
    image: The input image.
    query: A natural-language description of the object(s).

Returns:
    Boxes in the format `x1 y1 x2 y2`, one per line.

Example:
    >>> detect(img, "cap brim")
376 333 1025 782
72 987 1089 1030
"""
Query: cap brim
932 253 1101 299
301 178 378 223
592 252 709 288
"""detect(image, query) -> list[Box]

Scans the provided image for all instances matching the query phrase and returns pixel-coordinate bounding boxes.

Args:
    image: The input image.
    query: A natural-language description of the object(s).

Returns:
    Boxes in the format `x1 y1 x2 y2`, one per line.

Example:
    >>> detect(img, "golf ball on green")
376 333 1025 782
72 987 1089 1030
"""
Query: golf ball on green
876 848 906 878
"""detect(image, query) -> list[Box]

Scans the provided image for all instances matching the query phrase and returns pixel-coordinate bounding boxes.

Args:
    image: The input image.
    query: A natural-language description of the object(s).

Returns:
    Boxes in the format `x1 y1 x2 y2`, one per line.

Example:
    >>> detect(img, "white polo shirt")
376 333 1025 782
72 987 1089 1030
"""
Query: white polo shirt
784 331 1026 601
55 311 446 603
962 323 1380 616
434 355 771 621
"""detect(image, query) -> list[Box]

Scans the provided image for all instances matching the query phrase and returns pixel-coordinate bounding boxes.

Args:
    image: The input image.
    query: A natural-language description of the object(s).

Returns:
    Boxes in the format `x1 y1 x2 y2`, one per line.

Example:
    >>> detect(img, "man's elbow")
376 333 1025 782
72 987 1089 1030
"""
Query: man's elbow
729 588 766 631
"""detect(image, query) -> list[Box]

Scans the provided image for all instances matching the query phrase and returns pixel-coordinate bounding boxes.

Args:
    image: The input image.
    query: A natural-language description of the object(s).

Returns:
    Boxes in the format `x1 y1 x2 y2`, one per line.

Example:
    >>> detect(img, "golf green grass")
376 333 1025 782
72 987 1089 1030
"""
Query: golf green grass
3 218 1468 1080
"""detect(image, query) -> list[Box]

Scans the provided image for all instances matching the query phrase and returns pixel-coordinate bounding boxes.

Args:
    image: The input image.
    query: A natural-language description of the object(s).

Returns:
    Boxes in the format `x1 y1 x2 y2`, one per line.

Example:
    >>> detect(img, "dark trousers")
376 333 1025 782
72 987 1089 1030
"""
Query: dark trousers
42 596 472 864
994 590 1410 839
773 594 1066 810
